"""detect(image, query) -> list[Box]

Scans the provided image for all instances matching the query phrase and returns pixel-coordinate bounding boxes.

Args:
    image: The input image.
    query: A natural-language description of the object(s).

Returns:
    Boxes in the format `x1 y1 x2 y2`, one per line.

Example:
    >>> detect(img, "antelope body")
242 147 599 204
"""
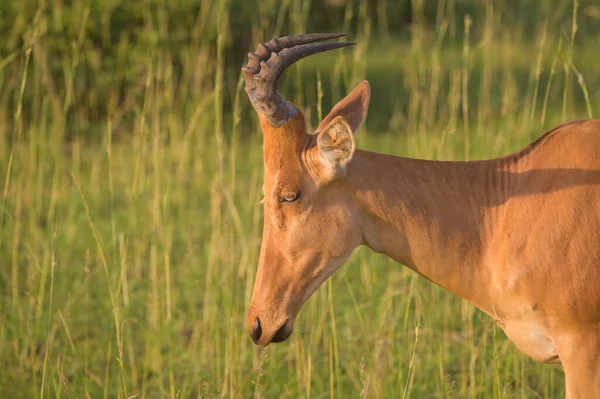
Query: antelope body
242 33 600 398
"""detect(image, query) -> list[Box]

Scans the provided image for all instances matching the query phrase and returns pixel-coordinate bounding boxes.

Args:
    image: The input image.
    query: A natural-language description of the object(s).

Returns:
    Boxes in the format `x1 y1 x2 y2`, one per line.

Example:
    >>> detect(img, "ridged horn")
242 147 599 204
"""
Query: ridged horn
242 33 355 127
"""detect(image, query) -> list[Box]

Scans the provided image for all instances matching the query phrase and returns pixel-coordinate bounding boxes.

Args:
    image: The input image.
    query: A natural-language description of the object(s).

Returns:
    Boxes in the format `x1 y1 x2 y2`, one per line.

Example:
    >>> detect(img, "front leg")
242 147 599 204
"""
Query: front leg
556 327 600 398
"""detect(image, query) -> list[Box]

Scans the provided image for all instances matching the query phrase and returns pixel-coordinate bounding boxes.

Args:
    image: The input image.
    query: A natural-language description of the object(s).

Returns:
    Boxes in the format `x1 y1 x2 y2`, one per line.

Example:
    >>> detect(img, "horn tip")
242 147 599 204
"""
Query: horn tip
325 32 347 40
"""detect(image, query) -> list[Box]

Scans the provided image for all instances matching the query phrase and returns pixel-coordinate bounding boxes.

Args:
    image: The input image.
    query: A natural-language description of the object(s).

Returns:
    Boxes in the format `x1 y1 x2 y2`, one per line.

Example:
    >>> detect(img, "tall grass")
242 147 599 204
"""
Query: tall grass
1 0 599 398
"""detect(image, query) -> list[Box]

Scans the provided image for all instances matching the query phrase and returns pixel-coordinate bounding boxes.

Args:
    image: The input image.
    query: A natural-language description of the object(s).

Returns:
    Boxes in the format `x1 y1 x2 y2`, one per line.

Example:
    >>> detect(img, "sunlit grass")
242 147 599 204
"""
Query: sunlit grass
1 0 598 398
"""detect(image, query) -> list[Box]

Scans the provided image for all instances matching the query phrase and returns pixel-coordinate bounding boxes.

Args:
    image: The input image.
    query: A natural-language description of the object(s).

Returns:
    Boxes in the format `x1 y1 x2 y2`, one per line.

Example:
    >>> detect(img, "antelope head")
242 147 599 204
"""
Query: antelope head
243 34 370 346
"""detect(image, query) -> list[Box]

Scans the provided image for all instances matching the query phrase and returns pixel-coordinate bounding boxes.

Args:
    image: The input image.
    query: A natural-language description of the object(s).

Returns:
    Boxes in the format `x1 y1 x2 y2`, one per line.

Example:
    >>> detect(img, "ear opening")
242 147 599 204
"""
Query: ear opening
317 116 355 171
315 80 370 135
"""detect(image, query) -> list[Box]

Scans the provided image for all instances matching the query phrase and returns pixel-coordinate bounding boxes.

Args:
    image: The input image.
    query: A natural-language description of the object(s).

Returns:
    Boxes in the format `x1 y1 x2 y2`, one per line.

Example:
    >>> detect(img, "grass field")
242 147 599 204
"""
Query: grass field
2 1 600 398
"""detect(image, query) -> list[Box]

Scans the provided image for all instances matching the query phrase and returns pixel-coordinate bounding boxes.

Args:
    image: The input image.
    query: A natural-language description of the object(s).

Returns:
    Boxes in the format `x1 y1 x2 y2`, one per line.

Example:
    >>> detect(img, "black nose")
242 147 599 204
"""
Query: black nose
250 317 262 344
272 319 292 343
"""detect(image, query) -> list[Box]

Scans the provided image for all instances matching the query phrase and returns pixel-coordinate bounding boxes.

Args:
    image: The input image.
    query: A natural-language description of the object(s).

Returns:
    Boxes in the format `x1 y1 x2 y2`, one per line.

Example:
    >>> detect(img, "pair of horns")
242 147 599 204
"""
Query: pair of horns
242 33 355 127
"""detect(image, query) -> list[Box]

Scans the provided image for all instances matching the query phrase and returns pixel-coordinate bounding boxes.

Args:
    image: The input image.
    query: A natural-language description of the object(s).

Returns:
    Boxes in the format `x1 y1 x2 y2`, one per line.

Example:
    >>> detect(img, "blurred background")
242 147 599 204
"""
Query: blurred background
1 0 599 398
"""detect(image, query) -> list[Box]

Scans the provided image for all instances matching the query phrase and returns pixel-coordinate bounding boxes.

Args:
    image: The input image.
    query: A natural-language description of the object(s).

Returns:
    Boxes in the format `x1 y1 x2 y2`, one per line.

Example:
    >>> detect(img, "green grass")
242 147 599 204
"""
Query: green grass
2 0 600 398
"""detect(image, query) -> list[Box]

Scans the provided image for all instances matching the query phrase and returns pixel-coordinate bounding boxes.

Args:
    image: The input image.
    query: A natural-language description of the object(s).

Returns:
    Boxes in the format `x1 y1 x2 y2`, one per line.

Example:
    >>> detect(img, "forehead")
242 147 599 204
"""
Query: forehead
263 154 305 194
261 112 309 190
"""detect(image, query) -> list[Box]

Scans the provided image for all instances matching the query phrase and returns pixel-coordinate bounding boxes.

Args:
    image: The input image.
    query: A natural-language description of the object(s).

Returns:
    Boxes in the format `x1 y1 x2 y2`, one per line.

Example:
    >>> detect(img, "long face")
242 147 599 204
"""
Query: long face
247 112 364 346
241 34 371 346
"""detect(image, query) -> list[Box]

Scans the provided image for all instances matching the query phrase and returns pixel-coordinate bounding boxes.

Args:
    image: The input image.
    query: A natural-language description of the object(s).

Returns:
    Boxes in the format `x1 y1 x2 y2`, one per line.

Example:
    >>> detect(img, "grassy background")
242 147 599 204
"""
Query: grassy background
2 0 600 398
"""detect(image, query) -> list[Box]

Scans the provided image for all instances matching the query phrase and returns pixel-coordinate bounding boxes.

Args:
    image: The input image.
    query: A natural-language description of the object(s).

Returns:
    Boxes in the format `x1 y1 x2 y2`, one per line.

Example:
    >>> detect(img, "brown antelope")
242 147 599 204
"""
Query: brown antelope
242 33 600 398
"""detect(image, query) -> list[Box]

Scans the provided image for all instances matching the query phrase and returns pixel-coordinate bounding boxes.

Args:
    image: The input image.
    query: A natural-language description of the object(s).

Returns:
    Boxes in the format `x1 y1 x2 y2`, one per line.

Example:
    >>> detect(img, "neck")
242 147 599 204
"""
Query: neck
348 149 515 310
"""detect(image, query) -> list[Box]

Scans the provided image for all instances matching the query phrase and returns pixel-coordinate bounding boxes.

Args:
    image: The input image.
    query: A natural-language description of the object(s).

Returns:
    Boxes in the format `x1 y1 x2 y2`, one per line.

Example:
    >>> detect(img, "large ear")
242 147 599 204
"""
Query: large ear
315 80 370 135
317 116 355 174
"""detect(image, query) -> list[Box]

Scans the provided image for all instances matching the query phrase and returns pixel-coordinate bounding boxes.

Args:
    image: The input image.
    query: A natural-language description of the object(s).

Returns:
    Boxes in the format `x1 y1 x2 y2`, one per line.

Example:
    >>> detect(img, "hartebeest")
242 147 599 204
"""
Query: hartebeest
242 33 600 397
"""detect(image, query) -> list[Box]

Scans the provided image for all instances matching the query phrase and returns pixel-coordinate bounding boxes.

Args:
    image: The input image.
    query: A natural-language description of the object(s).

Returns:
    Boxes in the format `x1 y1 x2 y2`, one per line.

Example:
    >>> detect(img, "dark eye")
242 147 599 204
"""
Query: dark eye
279 191 301 203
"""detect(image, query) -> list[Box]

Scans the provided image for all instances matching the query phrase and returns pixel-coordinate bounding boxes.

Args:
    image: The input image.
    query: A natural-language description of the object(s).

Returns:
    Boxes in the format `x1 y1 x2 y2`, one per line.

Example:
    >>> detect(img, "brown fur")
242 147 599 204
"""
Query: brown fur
248 80 600 397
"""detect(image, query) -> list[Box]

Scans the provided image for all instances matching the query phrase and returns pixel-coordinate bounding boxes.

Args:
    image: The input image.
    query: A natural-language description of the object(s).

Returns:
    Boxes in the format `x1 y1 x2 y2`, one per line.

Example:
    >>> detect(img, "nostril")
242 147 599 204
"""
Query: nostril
272 319 292 343
250 317 262 344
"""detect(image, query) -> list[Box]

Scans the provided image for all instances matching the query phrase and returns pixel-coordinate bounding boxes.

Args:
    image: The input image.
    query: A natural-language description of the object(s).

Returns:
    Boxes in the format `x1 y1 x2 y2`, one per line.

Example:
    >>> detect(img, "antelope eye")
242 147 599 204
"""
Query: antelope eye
279 191 302 203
